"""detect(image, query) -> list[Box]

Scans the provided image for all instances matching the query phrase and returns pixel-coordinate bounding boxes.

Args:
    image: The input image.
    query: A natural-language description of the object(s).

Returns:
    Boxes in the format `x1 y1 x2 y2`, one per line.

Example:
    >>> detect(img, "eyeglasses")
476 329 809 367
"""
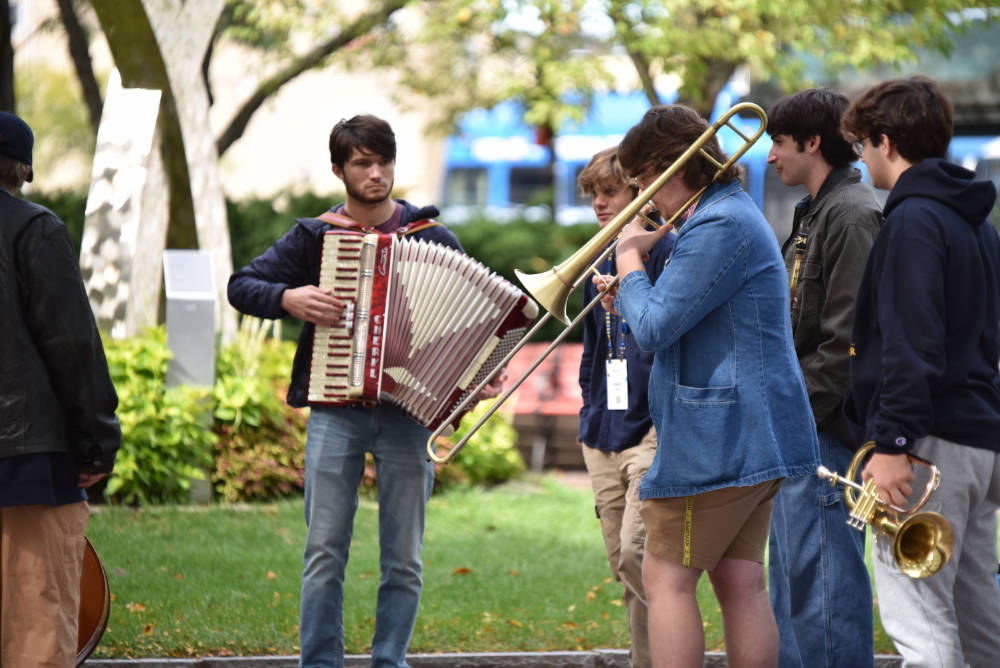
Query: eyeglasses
631 170 655 189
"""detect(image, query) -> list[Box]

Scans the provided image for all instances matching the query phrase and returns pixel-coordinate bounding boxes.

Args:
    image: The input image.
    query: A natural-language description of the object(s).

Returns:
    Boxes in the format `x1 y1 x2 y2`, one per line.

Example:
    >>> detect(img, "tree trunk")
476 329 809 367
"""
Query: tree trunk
0 0 14 112
55 0 103 134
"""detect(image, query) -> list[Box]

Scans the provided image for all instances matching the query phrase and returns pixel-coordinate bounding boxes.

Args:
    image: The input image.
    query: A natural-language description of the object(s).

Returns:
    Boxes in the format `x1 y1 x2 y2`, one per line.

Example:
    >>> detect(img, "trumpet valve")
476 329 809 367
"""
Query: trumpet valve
848 478 881 531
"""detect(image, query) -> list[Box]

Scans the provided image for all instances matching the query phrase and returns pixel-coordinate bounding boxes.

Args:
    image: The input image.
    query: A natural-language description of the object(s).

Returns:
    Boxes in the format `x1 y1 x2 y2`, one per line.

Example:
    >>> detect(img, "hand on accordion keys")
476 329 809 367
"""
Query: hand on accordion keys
282 285 348 327
476 367 509 401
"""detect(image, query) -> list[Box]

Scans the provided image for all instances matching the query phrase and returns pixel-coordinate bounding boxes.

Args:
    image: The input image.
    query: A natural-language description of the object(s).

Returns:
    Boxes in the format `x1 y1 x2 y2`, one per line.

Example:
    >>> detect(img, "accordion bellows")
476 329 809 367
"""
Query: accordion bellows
309 232 539 431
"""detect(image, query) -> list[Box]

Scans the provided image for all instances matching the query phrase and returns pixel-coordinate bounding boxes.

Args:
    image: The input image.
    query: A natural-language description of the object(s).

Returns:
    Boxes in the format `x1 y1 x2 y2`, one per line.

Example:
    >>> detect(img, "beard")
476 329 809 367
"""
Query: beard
345 177 393 205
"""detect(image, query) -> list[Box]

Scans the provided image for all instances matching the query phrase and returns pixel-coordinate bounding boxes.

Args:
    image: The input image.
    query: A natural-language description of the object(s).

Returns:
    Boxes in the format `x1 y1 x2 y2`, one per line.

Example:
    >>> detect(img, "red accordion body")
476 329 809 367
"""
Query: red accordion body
308 231 538 431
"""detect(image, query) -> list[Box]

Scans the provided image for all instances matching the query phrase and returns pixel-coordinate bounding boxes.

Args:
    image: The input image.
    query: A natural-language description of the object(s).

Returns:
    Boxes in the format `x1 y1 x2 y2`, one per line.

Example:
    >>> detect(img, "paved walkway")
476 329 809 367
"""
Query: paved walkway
85 651 904 667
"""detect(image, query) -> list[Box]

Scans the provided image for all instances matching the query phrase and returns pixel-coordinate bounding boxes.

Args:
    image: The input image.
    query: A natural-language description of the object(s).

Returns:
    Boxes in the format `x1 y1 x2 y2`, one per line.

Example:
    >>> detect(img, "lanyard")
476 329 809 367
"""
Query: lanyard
603 252 628 360
788 233 808 310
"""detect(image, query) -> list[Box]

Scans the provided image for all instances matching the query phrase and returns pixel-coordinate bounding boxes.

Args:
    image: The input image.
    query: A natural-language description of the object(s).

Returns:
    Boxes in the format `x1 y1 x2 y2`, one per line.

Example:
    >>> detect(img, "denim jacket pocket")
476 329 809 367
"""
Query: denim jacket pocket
674 384 738 405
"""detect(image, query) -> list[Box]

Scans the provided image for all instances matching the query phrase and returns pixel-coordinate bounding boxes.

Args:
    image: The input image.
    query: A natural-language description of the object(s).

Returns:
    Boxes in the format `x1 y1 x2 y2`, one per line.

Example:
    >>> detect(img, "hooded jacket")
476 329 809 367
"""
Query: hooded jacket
227 200 462 408
847 158 1000 455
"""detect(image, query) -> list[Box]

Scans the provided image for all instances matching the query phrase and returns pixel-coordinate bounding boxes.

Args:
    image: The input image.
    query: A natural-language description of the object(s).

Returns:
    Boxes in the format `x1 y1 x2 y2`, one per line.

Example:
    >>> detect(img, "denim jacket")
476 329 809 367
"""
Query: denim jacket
615 180 819 498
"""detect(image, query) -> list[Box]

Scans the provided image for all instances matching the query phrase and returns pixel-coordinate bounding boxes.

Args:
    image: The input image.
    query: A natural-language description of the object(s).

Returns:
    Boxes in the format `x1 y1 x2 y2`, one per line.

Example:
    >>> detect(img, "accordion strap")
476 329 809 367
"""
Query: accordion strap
316 210 442 237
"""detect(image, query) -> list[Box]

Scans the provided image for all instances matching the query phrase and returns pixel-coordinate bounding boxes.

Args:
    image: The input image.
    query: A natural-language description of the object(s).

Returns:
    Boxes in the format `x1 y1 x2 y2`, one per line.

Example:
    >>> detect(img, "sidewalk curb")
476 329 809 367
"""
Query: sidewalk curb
84 651 903 667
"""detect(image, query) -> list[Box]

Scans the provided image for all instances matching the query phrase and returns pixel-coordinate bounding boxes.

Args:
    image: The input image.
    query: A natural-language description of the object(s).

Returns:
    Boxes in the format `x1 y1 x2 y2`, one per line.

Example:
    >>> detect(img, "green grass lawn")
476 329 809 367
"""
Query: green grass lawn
88 473 910 659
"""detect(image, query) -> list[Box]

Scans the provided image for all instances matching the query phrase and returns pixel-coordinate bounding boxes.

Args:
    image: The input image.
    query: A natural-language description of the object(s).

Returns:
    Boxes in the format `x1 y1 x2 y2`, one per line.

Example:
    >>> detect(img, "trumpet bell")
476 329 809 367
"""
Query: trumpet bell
819 441 955 578
514 267 575 326
892 511 954 579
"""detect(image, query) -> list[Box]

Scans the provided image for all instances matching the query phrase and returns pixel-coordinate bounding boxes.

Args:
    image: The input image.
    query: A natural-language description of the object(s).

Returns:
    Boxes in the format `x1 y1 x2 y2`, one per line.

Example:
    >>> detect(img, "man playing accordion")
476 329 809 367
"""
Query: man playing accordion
229 114 490 668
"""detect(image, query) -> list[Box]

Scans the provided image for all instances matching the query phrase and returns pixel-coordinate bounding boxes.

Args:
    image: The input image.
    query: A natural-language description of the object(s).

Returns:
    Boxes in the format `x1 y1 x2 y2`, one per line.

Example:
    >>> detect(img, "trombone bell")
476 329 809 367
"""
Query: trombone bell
514 267 578 326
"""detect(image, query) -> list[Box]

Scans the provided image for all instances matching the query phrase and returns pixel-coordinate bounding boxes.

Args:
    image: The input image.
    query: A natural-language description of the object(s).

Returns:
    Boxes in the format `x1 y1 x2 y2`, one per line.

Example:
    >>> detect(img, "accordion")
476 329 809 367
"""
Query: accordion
308 231 538 430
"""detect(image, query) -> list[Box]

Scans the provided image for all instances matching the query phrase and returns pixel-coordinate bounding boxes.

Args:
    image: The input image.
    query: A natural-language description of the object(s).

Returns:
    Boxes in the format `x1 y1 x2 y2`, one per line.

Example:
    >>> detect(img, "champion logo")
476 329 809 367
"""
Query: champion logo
895 436 907 447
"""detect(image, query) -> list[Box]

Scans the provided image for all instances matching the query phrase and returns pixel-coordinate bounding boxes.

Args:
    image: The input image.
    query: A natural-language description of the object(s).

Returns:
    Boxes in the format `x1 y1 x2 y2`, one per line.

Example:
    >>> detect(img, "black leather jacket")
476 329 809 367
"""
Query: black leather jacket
0 190 121 473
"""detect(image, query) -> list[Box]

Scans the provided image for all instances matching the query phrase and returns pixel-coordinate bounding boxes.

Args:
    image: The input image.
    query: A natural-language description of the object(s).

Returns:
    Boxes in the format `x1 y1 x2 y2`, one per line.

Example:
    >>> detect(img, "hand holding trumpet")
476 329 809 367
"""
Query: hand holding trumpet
862 451 916 509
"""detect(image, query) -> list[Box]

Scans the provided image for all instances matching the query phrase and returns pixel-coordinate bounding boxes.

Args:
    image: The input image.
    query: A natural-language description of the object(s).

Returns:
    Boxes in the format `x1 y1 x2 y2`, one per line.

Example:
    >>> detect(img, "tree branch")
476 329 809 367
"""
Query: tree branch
215 0 411 157
55 0 103 134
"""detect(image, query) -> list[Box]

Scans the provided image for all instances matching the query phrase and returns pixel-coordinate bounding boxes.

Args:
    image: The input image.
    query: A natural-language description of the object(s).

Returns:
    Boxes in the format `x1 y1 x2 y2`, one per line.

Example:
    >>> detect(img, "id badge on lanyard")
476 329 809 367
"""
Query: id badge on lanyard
606 358 628 410
603 252 629 411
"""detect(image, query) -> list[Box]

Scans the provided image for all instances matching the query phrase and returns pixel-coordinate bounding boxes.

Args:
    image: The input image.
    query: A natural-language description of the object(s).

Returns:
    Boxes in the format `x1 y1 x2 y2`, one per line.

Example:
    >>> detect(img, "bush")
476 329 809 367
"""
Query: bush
29 189 87 254
211 318 307 502
102 327 216 505
449 218 599 343
434 400 526 488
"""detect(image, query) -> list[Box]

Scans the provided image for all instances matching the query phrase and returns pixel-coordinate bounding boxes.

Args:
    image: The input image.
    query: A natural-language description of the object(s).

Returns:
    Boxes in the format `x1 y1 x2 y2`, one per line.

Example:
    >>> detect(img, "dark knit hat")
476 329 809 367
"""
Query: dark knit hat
0 111 34 182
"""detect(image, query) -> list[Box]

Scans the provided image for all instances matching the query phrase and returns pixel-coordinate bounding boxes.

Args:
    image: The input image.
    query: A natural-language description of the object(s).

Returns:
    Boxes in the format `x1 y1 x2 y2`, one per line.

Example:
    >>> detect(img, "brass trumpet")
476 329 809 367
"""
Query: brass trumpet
817 441 954 578
426 102 768 464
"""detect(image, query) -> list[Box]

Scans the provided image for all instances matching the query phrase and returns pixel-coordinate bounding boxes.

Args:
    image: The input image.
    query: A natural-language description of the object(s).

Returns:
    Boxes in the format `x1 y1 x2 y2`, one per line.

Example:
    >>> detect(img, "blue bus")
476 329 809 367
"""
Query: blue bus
439 89 1000 240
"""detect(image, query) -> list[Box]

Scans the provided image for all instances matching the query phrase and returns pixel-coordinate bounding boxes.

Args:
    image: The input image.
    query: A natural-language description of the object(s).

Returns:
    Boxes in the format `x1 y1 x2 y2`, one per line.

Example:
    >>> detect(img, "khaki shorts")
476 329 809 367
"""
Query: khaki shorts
640 478 783 571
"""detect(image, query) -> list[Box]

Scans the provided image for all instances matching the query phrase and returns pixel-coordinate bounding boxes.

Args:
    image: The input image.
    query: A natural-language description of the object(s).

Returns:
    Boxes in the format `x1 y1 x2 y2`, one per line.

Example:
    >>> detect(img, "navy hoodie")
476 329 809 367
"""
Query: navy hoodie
847 158 1000 455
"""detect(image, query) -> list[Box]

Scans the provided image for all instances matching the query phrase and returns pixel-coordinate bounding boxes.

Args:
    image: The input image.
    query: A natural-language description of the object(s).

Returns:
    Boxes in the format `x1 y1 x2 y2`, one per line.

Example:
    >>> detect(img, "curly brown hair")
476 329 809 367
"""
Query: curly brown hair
617 105 740 191
841 76 953 163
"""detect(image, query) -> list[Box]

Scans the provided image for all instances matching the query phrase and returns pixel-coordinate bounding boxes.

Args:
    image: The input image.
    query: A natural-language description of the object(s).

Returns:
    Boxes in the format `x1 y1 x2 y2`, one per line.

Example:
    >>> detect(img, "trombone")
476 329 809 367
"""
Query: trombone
817 441 954 578
426 102 768 464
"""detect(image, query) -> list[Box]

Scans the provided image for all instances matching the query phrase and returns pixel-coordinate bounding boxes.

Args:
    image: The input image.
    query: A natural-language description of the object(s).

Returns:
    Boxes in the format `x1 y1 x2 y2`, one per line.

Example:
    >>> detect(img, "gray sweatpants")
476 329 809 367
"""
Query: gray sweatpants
873 435 1000 668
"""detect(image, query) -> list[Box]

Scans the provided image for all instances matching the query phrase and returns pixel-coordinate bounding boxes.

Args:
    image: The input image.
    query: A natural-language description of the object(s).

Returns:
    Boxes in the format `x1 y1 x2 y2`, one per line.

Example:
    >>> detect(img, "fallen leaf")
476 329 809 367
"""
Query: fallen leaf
142 624 153 635
562 621 578 629
451 567 472 575
174 573 183 581
126 602 147 613
507 569 520 577
267 570 277 580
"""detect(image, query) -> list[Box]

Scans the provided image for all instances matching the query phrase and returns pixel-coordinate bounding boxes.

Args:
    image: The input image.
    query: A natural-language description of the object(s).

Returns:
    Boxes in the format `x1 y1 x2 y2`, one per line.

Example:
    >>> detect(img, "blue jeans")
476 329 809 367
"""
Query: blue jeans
768 431 873 668
299 405 435 668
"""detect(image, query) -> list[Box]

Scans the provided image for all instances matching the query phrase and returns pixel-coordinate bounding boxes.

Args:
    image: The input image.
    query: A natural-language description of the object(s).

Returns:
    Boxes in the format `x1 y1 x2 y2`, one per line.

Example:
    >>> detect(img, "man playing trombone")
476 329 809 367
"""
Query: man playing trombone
598 104 819 668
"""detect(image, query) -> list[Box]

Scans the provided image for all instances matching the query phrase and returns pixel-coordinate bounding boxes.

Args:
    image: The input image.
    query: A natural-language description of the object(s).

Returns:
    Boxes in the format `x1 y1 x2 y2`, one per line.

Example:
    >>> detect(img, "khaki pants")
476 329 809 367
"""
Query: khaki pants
1 502 89 668
581 429 656 668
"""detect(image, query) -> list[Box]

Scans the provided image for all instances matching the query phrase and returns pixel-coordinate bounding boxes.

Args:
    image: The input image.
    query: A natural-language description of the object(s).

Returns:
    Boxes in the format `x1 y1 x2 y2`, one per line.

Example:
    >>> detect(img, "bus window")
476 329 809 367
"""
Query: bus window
510 166 553 205
445 167 488 207
570 164 589 207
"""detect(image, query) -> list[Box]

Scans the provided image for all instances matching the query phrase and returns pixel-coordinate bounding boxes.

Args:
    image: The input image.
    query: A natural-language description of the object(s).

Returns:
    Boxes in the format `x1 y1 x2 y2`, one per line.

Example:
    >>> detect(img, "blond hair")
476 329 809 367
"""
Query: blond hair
577 147 636 197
